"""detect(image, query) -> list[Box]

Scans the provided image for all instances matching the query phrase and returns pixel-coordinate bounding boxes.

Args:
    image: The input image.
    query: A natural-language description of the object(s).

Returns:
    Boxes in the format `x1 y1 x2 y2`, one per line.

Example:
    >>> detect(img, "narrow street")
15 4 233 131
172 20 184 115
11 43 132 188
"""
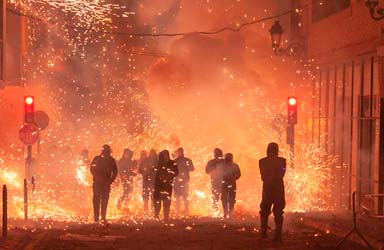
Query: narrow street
0 215 369 250
1 1 384 250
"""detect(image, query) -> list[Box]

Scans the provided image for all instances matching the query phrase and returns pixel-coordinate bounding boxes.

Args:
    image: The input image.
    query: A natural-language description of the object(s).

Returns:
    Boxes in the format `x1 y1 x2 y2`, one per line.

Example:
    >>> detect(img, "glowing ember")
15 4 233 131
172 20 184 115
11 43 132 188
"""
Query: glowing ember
0 0 336 223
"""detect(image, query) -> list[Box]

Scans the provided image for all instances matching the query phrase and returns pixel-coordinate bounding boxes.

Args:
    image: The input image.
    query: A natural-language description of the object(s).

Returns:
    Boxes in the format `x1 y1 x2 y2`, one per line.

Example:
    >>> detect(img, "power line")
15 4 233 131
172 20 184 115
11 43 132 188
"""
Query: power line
112 9 293 37
6 6 302 37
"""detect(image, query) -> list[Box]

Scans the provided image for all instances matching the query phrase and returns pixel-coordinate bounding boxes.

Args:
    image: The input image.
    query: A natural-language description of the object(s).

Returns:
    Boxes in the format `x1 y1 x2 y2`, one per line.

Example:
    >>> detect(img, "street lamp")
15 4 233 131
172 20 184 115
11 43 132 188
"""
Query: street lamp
269 20 304 56
365 0 384 20
269 21 284 51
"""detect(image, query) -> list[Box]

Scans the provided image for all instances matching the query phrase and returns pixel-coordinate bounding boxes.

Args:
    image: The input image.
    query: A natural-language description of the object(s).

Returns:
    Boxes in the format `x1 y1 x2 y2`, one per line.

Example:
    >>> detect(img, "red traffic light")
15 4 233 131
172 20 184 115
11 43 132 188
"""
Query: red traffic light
287 96 297 125
288 97 297 106
25 96 34 105
24 96 35 123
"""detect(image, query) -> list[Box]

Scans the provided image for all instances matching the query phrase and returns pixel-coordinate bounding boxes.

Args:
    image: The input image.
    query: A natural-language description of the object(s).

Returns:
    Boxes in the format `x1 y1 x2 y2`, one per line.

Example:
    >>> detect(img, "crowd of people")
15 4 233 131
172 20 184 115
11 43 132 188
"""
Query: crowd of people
89 142 286 241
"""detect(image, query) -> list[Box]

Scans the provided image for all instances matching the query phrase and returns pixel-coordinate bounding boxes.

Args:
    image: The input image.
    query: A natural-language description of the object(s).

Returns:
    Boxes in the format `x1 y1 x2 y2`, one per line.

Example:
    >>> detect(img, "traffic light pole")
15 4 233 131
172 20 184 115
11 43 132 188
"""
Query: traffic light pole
26 145 32 181
287 97 297 170
290 140 294 169
287 124 295 169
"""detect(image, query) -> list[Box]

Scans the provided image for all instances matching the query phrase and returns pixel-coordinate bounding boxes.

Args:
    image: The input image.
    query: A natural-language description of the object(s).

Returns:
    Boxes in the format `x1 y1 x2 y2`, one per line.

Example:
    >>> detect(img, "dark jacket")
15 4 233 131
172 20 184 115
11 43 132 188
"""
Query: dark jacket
205 158 224 180
222 163 241 189
174 156 194 182
154 160 178 186
259 156 286 187
138 157 156 182
118 158 137 182
90 155 118 184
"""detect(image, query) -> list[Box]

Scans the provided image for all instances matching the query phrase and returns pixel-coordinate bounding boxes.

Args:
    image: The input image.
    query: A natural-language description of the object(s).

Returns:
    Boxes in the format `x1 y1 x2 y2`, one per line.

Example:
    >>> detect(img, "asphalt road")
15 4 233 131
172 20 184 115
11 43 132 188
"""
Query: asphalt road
0 216 368 250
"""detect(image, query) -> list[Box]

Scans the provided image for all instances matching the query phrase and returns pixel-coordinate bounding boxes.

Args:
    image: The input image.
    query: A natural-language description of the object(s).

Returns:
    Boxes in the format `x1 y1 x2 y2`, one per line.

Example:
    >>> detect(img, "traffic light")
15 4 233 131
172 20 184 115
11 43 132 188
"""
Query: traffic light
287 96 297 125
24 96 34 123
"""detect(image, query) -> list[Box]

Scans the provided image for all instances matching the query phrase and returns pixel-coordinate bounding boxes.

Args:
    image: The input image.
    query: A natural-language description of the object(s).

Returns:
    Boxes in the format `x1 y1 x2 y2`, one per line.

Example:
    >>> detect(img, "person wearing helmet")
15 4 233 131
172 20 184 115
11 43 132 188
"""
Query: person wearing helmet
221 153 241 219
205 148 225 211
153 150 178 221
138 149 157 212
90 144 118 222
173 147 194 215
117 148 137 210
259 142 287 241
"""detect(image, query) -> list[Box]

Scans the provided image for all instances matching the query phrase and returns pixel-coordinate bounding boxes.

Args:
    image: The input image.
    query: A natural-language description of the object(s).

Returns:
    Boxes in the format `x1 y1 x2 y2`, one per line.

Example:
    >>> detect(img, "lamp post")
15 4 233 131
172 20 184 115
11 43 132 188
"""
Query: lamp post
269 21 284 52
365 0 384 21
269 21 304 56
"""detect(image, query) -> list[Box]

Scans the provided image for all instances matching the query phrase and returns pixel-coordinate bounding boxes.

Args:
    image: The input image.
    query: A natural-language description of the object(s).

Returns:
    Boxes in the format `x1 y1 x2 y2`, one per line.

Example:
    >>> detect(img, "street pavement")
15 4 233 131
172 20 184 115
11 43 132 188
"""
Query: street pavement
0 214 369 250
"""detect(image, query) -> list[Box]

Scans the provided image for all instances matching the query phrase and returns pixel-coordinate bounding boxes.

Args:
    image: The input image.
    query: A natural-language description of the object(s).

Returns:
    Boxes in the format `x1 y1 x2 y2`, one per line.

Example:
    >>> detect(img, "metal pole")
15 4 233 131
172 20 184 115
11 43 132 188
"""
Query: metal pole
37 138 40 155
2 184 7 238
0 0 6 81
26 145 31 181
291 126 295 169
287 124 295 169
349 61 355 210
336 192 373 249
379 97 384 216
24 178 28 221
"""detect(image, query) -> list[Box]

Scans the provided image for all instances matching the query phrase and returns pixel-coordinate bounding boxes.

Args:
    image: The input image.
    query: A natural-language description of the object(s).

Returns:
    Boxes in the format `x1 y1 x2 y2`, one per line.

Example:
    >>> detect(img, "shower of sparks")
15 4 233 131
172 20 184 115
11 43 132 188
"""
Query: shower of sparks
0 0 334 223
284 143 337 212
9 0 135 29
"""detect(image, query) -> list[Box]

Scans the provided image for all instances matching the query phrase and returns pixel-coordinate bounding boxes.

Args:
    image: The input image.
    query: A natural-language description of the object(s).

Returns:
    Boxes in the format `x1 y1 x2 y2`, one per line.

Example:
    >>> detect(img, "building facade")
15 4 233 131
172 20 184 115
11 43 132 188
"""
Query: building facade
297 0 384 214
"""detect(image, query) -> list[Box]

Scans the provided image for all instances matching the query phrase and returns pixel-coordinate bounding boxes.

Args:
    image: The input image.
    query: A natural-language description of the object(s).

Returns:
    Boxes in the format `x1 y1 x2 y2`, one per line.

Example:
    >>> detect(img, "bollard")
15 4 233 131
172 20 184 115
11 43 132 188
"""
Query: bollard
24 179 28 221
2 185 7 238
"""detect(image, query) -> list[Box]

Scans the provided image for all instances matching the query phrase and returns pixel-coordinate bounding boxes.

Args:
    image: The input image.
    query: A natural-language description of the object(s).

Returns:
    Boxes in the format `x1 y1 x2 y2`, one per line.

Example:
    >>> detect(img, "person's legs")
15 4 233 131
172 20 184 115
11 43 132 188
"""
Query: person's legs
143 182 150 212
126 181 133 200
92 183 102 222
272 188 286 241
117 181 130 209
174 181 184 213
221 187 229 219
150 186 155 212
260 189 273 238
100 183 111 221
163 186 173 221
212 179 221 210
228 188 236 218
163 196 171 222
174 184 181 213
153 190 161 219
183 182 190 214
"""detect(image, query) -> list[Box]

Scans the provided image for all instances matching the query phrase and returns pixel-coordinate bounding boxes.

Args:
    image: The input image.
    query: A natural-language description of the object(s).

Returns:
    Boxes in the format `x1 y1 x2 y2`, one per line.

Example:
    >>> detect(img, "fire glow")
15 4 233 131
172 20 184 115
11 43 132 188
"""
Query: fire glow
0 0 338 223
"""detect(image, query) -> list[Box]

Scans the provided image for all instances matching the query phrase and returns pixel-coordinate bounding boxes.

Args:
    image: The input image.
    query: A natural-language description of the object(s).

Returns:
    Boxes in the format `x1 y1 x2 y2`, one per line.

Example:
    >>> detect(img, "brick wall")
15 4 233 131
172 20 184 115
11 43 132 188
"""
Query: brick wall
302 0 384 64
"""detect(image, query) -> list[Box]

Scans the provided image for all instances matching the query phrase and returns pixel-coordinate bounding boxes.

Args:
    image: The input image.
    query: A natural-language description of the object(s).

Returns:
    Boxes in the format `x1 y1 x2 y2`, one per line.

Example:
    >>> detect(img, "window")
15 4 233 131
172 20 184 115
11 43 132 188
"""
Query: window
312 0 351 22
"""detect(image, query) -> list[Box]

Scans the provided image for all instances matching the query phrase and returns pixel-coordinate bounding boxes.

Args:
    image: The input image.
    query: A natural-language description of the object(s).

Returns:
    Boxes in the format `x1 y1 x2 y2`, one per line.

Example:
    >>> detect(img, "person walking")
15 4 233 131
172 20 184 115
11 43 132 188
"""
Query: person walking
138 149 157 212
90 145 118 222
205 148 224 211
173 147 194 215
153 150 178 221
221 153 241 219
117 148 137 210
259 142 287 241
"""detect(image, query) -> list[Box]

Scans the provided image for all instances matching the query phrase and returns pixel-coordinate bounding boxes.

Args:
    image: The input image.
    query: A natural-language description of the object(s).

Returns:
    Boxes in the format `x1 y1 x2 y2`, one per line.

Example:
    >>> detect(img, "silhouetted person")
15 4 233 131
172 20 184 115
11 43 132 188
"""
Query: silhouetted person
173 147 194 215
221 153 241 219
117 148 137 209
138 149 157 212
90 145 118 222
205 148 224 211
259 143 286 241
154 150 178 221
